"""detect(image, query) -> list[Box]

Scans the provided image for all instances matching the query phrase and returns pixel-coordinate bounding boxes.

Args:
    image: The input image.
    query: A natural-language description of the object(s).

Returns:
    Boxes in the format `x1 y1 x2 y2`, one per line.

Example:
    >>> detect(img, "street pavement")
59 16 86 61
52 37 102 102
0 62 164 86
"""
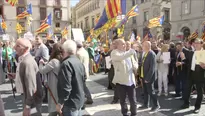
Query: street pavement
1 73 205 116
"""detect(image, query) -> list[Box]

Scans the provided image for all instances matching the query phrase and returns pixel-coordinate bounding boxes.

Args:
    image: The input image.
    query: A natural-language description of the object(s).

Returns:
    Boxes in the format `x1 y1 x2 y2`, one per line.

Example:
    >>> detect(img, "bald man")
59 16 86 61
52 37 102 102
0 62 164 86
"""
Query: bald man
111 39 137 116
139 41 160 112
9 38 43 116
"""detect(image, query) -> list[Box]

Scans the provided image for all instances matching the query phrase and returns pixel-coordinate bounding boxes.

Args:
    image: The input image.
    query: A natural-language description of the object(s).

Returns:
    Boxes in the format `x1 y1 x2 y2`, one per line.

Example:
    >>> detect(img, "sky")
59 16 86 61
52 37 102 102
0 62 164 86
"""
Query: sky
70 0 80 6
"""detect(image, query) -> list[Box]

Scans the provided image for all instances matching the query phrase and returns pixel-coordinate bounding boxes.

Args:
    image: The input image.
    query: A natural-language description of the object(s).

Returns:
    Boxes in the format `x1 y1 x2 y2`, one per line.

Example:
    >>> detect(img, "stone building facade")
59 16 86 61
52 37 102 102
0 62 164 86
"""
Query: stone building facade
125 0 171 40
170 0 205 41
1 0 71 39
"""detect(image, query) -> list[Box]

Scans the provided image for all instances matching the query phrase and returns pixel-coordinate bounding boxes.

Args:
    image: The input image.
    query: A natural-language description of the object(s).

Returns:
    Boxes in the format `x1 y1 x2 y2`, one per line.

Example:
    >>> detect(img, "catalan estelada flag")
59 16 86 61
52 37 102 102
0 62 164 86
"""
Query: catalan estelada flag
143 31 152 42
35 13 52 34
126 5 139 19
94 0 126 30
47 28 53 40
61 26 68 37
201 24 205 41
16 4 32 20
16 23 24 34
148 15 164 28
6 0 18 6
189 29 198 39
115 4 139 28
1 19 7 30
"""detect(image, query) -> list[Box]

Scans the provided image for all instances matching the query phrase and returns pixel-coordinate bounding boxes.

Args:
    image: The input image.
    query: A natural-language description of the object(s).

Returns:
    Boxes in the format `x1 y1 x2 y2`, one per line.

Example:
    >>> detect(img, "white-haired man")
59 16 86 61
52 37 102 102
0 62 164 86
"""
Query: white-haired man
56 40 85 116
9 38 43 116
111 39 138 116
76 40 93 105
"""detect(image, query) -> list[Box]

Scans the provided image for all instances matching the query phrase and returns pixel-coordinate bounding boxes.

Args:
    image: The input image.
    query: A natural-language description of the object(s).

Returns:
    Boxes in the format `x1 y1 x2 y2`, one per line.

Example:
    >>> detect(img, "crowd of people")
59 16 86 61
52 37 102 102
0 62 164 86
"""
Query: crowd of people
0 35 205 116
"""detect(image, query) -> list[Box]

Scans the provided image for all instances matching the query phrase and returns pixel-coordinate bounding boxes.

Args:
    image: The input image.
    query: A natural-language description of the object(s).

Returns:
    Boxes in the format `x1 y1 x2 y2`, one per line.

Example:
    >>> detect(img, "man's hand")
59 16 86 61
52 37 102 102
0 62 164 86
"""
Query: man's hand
39 59 45 64
180 52 186 60
199 62 205 69
7 73 16 79
144 80 149 83
56 104 63 114
23 107 30 116
176 62 182 67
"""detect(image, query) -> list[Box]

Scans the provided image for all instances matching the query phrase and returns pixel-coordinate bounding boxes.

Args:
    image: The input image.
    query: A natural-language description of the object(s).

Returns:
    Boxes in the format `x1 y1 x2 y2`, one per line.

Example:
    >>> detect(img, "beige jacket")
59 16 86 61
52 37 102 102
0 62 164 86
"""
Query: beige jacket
111 49 138 86
77 47 90 78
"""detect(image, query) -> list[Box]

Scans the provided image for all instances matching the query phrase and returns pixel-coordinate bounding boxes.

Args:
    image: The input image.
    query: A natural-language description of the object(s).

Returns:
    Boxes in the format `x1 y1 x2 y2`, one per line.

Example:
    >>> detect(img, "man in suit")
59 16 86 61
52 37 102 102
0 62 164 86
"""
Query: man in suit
56 40 85 116
34 36 49 63
181 38 205 113
34 36 49 103
76 40 93 105
111 39 138 116
9 38 43 116
139 41 160 112
173 41 189 99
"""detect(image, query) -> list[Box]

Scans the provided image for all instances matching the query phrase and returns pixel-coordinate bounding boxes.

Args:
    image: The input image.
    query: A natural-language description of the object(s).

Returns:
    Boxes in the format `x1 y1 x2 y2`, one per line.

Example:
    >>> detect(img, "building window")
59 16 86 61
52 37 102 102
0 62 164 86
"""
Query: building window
164 9 170 22
17 7 25 15
182 1 190 14
40 8 47 21
85 17 89 29
55 0 61 6
78 23 80 28
141 0 144 3
40 0 46 5
0 6 3 18
55 22 60 28
81 21 83 29
92 17 95 28
54 8 62 20
18 0 25 5
144 11 148 21
132 17 136 24
132 0 135 6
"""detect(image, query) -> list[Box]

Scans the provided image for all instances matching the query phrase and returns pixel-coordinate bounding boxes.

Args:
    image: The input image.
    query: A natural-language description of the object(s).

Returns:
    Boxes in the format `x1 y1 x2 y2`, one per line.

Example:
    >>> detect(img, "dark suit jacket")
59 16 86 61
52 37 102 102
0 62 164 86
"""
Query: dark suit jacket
57 55 85 110
142 50 156 83
19 54 43 107
174 48 190 76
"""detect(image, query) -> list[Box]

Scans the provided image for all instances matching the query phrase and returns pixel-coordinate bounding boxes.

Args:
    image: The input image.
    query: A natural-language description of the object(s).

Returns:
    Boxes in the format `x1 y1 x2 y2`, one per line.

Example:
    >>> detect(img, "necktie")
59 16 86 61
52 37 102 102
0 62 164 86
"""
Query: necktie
141 53 148 78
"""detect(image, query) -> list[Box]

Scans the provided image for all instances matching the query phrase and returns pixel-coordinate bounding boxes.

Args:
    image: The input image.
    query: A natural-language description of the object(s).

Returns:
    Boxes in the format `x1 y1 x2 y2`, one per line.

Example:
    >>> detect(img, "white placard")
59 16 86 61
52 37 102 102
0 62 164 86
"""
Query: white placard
72 28 85 42
195 50 205 64
105 56 111 69
24 31 34 40
2 34 9 40
162 52 170 64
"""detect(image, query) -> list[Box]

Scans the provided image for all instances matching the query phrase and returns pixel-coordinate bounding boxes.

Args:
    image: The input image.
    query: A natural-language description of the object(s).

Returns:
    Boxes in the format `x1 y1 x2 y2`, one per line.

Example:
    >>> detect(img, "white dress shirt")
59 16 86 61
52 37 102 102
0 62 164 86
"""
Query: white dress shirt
125 57 134 86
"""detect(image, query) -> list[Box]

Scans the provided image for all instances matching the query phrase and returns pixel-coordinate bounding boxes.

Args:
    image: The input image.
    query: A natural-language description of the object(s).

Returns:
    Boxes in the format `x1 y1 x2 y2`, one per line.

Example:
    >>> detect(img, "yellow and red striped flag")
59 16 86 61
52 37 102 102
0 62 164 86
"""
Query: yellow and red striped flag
16 23 24 34
201 25 205 41
148 16 164 28
126 5 139 19
35 13 52 34
6 0 18 6
189 29 198 39
16 4 32 20
1 19 7 30
61 26 68 37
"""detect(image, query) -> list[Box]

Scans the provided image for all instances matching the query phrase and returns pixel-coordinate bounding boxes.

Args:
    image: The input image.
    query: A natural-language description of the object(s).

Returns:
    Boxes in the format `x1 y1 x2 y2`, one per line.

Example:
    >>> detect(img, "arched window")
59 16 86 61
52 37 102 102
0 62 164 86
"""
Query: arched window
40 0 46 5
163 28 170 40
181 27 190 40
